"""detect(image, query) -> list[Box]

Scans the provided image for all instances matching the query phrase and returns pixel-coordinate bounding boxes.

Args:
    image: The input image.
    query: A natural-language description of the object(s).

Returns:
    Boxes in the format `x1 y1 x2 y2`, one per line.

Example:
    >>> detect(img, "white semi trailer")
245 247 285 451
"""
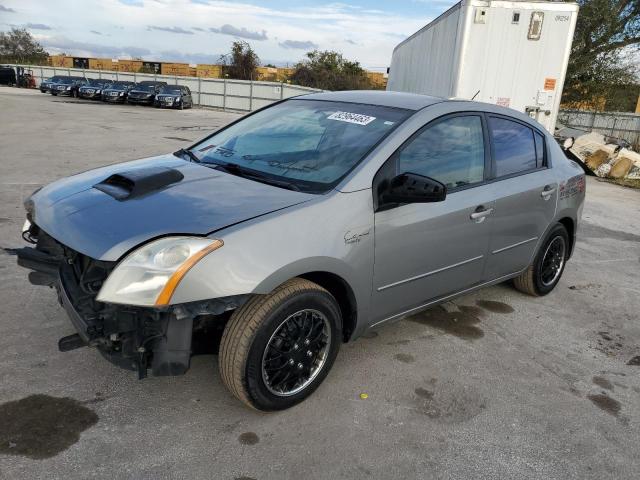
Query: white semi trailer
387 0 579 132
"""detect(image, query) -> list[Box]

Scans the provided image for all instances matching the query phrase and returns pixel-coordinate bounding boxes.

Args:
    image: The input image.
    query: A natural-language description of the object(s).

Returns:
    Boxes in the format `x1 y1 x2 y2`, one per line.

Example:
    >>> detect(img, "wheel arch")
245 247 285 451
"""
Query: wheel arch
298 271 358 343
557 216 576 258
253 259 361 343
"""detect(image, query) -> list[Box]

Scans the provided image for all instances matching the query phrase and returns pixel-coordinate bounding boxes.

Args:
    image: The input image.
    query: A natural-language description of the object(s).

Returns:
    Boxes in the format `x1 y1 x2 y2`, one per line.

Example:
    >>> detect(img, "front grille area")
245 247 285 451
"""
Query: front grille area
17 223 236 378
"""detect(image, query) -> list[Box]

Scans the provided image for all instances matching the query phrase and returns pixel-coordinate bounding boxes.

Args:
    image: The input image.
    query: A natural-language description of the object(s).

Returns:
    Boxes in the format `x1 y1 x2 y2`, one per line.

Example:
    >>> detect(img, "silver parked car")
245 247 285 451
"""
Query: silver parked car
15 91 585 410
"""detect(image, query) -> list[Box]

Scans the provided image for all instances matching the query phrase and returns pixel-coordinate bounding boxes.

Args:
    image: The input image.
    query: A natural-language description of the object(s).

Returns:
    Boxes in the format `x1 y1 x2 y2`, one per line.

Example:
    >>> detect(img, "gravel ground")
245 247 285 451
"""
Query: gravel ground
0 87 639 480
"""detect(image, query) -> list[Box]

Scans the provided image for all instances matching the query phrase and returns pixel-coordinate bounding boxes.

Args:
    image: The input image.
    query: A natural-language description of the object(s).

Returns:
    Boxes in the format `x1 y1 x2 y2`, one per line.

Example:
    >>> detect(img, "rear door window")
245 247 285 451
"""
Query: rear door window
488 117 537 177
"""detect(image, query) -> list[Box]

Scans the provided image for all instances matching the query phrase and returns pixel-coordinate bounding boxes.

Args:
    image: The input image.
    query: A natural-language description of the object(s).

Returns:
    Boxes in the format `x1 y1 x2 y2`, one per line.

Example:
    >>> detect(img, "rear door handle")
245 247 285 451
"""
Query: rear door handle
470 206 494 223
541 186 556 199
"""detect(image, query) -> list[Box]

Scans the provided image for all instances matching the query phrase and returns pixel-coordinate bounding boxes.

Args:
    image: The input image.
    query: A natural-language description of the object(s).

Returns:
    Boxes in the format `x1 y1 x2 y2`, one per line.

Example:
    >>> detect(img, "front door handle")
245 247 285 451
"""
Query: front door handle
470 206 494 223
541 186 556 199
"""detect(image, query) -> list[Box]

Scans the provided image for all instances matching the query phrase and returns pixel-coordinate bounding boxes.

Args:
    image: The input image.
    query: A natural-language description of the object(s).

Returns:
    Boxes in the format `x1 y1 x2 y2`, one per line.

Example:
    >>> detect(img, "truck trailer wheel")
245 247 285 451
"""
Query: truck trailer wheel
513 223 569 296
219 278 341 411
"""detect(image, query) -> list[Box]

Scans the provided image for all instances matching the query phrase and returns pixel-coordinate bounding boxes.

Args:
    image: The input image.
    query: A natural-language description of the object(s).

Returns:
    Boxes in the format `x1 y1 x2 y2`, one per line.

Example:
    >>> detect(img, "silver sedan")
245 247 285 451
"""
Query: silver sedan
16 91 585 410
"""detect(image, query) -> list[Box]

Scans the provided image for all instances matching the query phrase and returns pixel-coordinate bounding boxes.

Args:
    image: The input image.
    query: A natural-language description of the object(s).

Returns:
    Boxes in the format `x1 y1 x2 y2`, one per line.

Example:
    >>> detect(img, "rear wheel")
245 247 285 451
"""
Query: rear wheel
219 278 341 411
513 223 569 296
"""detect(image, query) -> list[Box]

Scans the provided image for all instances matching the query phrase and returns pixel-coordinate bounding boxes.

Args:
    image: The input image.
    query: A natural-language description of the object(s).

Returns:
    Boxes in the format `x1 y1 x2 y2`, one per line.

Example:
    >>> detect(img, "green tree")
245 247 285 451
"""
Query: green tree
563 0 640 110
0 28 48 64
289 50 374 91
219 41 259 80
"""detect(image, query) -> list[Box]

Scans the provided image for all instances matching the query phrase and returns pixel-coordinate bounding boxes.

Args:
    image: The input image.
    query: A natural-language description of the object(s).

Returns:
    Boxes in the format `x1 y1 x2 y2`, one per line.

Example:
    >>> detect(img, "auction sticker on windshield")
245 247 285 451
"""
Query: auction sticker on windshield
327 111 376 126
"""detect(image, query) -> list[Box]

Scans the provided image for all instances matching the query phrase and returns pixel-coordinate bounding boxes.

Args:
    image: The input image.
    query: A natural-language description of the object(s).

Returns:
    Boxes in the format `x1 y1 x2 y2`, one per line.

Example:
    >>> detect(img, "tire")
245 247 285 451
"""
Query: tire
219 278 342 411
513 223 569 296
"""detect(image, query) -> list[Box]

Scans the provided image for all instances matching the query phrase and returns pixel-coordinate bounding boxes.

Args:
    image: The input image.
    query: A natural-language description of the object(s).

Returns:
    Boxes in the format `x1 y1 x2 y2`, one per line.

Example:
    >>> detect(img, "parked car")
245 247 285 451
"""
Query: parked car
127 81 167 105
78 79 110 100
39 75 68 93
50 77 89 97
154 85 193 109
0 66 17 86
14 91 585 411
101 81 136 103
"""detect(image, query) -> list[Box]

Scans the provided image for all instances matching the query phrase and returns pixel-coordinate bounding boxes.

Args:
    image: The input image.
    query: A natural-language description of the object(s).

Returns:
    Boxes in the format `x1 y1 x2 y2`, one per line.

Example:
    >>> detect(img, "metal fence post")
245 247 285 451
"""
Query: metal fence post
198 77 201 106
280 82 284 99
249 80 253 111
223 79 227 111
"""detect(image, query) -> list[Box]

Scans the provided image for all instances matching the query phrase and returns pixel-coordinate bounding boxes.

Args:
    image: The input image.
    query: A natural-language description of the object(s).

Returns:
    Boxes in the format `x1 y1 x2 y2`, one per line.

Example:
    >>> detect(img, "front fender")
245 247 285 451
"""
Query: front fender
169 189 375 325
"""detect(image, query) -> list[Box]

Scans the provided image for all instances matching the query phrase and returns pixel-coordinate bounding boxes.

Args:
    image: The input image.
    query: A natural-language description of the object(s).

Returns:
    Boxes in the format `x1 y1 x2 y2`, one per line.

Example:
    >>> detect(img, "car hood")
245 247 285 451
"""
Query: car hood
29 154 315 261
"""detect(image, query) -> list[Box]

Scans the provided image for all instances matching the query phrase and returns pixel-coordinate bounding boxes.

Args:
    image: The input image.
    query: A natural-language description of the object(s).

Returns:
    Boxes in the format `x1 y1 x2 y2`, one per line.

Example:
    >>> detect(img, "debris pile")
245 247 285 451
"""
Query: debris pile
567 132 640 180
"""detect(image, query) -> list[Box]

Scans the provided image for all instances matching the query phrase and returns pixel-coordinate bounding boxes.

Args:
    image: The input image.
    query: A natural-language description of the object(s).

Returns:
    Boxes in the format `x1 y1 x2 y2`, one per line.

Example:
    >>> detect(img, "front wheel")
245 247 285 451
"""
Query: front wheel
219 278 341 411
513 223 569 296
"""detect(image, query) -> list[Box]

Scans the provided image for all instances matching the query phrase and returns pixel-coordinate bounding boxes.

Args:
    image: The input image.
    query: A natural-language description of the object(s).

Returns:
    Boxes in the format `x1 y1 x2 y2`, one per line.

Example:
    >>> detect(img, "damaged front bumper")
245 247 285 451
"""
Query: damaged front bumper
14 225 246 379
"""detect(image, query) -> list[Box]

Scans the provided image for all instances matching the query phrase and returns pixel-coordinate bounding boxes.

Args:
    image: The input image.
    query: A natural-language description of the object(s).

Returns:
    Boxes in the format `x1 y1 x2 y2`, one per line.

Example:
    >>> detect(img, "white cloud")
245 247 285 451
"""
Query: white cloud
147 25 194 34
209 24 267 41
279 40 318 50
12 0 442 68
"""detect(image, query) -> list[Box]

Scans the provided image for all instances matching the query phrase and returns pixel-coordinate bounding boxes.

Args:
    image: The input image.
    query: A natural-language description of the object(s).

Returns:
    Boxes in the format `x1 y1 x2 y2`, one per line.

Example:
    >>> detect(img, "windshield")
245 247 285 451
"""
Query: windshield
160 87 181 94
56 78 73 85
108 83 129 91
134 84 156 92
189 99 410 192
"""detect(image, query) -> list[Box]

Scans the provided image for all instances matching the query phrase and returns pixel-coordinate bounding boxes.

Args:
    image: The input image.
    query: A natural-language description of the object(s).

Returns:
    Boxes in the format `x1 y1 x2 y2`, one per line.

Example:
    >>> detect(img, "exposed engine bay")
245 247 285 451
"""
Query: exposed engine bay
13 223 247 379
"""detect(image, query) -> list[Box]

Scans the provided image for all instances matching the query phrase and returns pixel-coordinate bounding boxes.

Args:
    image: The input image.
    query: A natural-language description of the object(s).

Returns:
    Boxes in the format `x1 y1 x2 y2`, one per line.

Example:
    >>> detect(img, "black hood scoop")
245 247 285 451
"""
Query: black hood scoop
94 166 184 201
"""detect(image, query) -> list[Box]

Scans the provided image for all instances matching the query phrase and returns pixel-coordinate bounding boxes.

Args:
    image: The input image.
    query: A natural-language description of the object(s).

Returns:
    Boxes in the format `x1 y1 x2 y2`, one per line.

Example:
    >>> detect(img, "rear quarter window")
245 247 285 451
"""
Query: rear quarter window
534 131 546 168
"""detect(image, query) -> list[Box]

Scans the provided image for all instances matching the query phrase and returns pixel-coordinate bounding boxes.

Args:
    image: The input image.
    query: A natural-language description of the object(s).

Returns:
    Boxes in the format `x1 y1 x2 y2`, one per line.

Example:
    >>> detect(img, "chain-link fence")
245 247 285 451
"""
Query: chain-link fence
558 109 640 150
11 64 322 112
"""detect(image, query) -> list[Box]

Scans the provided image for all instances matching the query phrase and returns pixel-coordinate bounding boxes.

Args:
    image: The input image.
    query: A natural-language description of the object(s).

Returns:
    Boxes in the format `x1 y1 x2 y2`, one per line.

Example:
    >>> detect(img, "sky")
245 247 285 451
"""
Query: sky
0 0 458 71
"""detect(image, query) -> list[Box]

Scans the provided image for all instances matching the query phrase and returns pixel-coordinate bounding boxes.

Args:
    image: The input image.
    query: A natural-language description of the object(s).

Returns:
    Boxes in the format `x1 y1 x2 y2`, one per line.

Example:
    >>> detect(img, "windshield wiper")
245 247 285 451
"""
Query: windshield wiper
214 162 301 192
173 148 200 163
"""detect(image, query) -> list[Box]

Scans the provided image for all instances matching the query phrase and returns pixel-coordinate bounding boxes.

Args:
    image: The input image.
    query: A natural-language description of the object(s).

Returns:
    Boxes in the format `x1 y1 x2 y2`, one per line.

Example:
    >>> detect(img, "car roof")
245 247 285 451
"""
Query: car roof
298 90 444 111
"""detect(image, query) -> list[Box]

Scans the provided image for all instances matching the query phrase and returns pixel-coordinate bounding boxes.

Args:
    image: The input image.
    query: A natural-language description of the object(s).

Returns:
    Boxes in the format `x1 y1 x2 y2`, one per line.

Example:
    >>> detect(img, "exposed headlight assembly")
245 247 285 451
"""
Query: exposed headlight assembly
97 237 223 307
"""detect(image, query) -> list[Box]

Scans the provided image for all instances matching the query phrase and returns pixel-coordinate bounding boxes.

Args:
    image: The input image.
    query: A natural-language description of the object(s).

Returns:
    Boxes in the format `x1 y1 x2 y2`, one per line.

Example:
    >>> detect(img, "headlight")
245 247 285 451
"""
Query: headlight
97 237 223 307
66 86 71 90
119 91 124 96
96 89 101 94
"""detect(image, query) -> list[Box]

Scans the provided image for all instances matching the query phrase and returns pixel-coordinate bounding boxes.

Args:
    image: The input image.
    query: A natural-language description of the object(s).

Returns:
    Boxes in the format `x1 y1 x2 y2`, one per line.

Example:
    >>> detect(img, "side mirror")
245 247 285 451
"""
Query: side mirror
381 172 446 205
562 137 574 151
